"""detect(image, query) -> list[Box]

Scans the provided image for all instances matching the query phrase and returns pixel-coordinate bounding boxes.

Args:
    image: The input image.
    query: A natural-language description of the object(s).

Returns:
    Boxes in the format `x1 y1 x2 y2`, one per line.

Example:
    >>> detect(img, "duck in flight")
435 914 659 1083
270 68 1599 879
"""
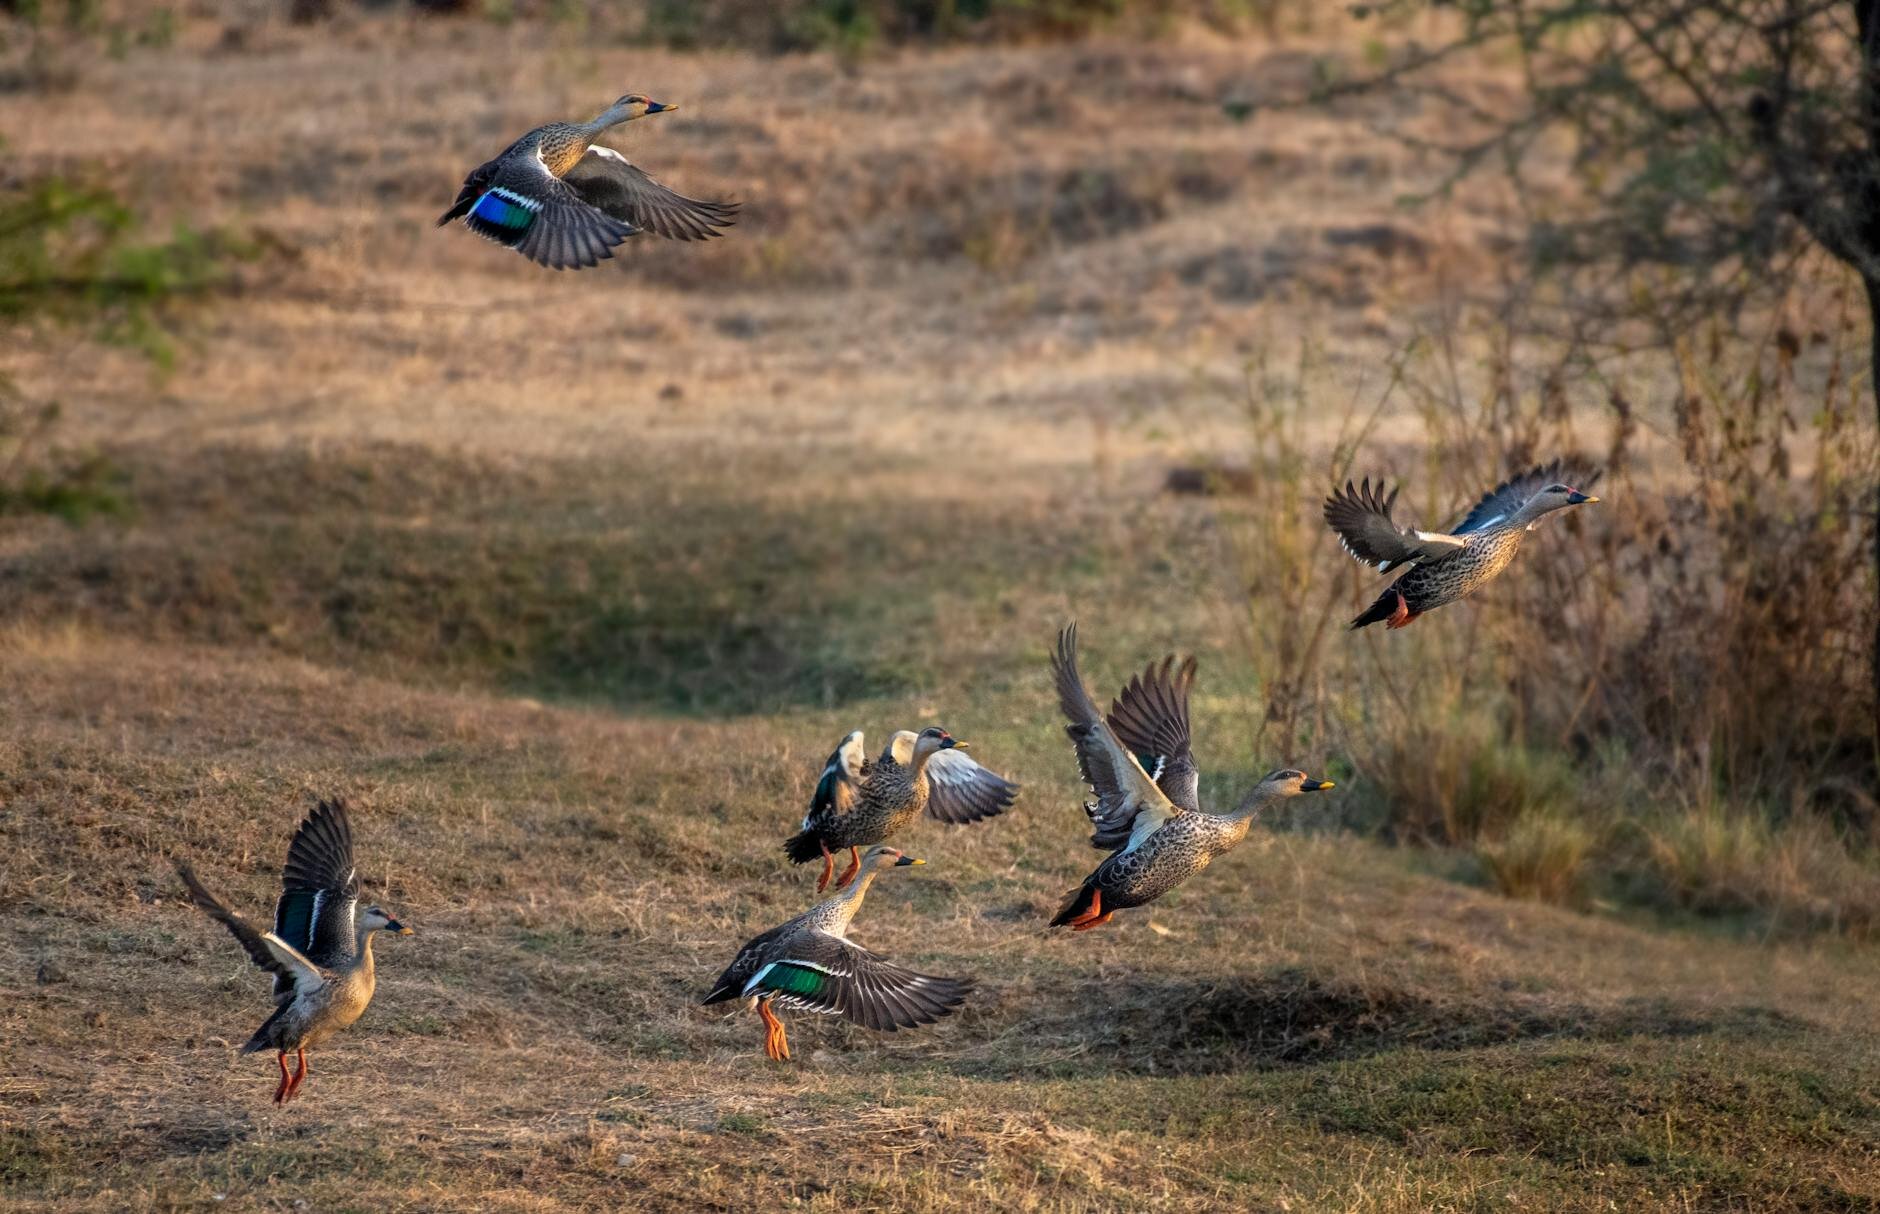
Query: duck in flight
439 92 738 269
1324 458 1601 630
1048 625 1335 932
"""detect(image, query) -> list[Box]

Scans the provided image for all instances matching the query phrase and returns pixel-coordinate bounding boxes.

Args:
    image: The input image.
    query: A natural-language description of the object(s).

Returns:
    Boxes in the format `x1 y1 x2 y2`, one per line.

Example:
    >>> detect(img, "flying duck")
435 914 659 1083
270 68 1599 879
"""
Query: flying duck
1324 458 1601 629
438 92 738 269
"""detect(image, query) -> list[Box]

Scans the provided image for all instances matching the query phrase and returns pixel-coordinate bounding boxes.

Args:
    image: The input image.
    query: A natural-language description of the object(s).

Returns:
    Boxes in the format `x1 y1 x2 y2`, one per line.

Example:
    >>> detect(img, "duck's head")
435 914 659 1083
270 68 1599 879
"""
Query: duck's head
602 92 674 124
1530 482 1600 513
361 905 413 937
913 726 963 761
1259 768 1335 798
865 844 926 869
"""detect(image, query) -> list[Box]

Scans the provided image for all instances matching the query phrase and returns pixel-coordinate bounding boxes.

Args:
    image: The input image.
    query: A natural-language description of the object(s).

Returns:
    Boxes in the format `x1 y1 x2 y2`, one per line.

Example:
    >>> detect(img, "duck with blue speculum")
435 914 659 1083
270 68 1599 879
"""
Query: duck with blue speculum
439 92 738 269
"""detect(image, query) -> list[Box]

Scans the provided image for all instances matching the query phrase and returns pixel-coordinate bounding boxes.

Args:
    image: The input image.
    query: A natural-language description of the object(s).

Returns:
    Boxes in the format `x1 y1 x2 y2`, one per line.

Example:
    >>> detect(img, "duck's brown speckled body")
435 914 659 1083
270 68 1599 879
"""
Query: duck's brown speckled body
1323 459 1601 629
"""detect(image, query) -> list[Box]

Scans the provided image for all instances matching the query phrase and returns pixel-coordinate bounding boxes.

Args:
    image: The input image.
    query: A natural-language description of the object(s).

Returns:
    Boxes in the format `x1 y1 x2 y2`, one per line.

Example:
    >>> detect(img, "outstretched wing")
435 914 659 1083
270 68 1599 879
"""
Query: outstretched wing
807 731 866 827
1324 477 1468 573
923 749 1019 825
1453 458 1603 534
1051 624 1183 853
274 798 360 977
458 148 639 270
562 146 740 241
176 862 323 1003
744 934 972 1032
1105 654 1201 813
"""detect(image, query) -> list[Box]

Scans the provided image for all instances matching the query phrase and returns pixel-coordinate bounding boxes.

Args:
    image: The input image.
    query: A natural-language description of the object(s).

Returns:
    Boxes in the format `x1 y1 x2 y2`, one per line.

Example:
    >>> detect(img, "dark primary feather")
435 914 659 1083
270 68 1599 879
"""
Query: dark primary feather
562 147 740 241
1454 458 1603 534
1323 477 1425 572
1052 625 1179 850
176 861 313 999
1106 655 1200 813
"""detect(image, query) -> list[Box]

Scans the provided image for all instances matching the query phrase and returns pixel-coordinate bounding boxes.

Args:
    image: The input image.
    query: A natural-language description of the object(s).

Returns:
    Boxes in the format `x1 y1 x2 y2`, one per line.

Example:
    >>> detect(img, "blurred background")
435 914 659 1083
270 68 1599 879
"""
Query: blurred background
3 2 1878 1209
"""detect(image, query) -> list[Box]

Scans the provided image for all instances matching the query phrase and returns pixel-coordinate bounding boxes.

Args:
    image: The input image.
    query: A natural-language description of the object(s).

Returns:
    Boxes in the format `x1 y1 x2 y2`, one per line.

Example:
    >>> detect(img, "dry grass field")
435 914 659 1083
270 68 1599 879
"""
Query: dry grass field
3 5 1878 1211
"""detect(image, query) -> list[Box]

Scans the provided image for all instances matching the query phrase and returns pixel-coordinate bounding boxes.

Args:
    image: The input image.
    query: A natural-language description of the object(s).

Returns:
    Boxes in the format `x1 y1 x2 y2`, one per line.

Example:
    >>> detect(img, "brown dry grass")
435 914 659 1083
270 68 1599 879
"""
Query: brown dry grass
3 7 1879 1212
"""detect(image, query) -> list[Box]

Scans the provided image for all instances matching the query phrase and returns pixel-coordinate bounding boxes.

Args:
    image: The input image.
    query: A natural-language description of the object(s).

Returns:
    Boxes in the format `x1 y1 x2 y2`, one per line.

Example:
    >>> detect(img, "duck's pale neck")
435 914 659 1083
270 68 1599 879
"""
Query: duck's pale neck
1225 782 1285 823
353 925 379 977
1509 495 1564 528
828 861 886 931
583 104 637 133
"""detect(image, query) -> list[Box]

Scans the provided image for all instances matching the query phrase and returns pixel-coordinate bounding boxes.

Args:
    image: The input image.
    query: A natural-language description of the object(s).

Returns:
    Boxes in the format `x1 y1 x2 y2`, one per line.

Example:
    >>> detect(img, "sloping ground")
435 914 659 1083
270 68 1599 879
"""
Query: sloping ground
3 628 1878 1211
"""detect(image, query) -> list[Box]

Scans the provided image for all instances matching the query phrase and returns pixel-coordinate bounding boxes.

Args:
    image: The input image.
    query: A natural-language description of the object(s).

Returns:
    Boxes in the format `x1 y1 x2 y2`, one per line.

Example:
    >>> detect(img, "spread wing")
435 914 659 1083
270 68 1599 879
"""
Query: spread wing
806 731 866 827
923 749 1019 825
1105 654 1201 813
1454 458 1604 534
274 798 359 977
454 148 639 270
1324 477 1468 573
176 862 323 1003
562 146 739 241
1051 624 1183 853
742 934 972 1032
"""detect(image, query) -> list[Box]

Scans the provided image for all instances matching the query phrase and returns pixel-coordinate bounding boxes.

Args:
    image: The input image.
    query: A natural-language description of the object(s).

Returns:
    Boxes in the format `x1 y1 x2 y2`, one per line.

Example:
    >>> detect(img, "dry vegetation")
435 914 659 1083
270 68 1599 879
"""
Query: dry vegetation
2 3 1878 1211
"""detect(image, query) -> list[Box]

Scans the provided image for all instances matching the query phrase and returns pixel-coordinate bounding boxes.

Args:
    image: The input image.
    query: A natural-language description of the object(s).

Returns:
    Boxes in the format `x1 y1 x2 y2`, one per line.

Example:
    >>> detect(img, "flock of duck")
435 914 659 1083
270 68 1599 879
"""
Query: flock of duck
169 92 1604 1100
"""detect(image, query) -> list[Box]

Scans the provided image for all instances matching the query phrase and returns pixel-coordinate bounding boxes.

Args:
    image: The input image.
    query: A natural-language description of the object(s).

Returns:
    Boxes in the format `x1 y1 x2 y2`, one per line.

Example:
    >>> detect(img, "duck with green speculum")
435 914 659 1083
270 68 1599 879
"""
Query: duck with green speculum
1323 458 1601 630
1048 624 1335 932
785 727 1019 894
703 845 971 1062
173 798 412 1104
439 92 738 269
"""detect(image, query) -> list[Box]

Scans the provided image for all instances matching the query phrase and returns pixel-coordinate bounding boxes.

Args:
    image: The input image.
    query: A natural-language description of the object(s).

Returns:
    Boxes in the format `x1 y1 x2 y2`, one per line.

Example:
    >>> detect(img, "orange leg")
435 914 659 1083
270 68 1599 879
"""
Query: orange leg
816 841 836 894
273 1051 291 1104
1384 591 1417 629
1072 910 1115 932
284 1048 309 1101
1063 887 1105 929
756 997 791 1062
832 847 862 891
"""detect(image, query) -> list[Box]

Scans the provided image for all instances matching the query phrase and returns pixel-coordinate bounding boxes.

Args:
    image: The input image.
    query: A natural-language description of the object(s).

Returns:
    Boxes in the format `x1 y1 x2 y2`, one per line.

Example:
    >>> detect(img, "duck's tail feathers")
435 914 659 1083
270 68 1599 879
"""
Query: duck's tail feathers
783 830 825 865
1350 585 1404 630
1049 881 1099 928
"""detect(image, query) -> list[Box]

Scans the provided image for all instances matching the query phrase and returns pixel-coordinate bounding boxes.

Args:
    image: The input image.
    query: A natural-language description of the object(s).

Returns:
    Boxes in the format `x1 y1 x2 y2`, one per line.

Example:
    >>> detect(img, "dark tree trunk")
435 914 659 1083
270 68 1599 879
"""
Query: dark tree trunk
1867 275 1880 751
1857 0 1880 751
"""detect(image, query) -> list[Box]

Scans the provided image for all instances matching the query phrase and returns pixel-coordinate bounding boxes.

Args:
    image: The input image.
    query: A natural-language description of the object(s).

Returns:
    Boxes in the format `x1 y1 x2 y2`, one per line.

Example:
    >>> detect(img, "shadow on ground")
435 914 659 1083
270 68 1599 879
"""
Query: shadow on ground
960 964 1806 1078
0 441 1131 716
